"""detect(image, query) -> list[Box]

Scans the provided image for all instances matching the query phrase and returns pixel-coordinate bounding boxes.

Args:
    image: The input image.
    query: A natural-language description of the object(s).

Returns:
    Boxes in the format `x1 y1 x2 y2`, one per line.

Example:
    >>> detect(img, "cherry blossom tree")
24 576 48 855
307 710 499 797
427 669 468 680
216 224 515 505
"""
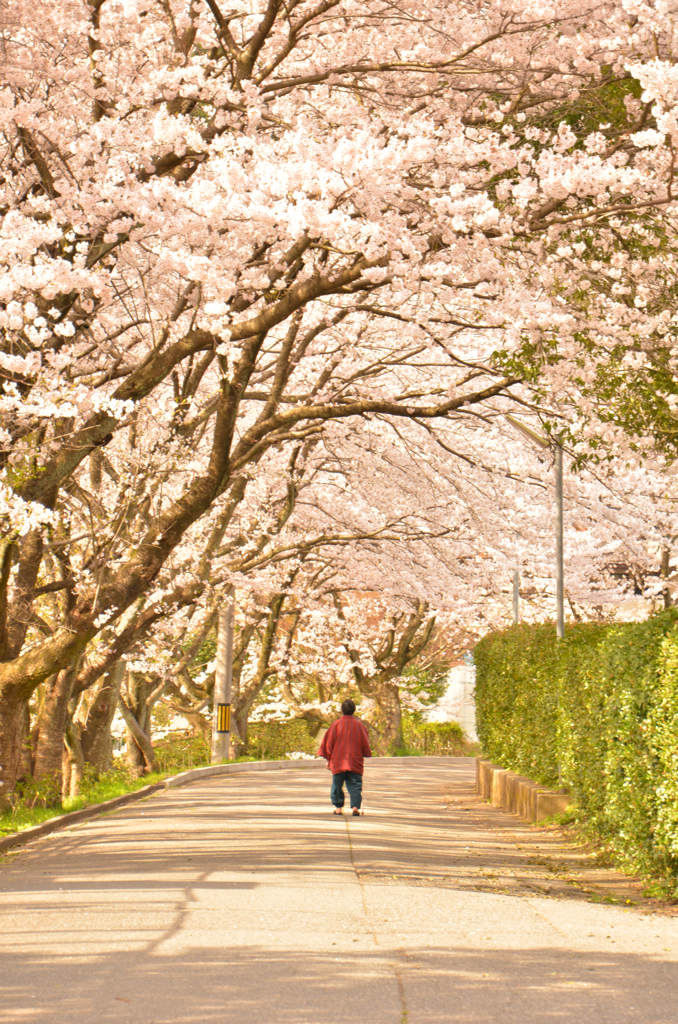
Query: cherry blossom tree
3 0 678 796
138 412 678 759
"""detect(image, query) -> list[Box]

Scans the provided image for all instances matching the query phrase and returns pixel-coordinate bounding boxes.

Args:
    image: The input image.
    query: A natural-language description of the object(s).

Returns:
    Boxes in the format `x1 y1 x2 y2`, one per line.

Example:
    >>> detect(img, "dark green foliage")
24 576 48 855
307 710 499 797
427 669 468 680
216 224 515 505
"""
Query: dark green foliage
475 612 678 886
156 721 318 765
534 74 643 140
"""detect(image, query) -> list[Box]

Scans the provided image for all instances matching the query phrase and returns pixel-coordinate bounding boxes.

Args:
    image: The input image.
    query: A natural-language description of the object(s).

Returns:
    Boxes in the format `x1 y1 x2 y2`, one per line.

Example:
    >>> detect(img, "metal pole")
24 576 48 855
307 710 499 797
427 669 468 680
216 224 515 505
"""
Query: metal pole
512 570 520 625
555 443 564 640
211 596 234 763
504 414 565 638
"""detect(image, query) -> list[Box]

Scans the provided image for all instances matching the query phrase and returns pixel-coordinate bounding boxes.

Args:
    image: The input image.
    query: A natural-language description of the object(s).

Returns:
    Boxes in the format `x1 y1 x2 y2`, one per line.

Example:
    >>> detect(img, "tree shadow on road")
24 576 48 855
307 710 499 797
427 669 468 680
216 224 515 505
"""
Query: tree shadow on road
0 942 676 1023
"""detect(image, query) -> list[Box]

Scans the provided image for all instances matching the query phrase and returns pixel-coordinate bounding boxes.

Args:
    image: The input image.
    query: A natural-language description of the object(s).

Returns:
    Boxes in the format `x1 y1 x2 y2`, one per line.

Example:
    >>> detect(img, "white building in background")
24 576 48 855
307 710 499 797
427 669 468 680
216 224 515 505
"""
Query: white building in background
425 662 477 742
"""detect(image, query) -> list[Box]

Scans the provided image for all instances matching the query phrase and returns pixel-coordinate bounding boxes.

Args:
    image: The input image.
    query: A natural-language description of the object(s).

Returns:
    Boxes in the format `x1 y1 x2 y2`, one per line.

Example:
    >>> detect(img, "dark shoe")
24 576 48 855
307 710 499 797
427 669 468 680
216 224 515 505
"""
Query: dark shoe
333 808 343 815
352 808 361 816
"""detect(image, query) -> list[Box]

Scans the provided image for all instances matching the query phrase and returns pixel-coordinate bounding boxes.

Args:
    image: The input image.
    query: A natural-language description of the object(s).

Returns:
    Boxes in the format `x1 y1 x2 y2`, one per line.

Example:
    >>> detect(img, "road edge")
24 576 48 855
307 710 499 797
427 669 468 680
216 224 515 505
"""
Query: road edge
0 754 465 853
0 759 325 853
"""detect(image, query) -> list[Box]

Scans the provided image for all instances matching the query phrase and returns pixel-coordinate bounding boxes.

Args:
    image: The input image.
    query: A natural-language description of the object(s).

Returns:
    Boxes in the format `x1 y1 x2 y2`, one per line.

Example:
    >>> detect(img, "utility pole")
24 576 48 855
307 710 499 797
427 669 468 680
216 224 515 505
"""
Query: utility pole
211 592 234 763
505 415 565 640
555 443 564 639
513 570 520 625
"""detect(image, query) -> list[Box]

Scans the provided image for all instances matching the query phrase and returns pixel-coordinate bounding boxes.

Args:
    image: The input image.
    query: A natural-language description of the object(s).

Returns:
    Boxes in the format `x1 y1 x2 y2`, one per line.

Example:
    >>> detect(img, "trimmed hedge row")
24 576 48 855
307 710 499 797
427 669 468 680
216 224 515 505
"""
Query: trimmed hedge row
474 611 678 886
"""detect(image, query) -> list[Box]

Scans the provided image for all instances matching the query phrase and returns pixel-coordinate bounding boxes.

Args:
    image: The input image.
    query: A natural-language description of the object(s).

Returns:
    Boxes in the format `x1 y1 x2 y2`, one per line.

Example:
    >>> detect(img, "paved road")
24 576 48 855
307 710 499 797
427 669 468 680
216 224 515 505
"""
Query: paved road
2 757 678 1023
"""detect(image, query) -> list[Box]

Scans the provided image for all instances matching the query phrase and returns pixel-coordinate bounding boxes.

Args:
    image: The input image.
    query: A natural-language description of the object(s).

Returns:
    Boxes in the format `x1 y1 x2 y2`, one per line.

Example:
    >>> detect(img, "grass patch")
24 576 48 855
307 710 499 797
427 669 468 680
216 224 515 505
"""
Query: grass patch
0 765 171 838
0 731 289 839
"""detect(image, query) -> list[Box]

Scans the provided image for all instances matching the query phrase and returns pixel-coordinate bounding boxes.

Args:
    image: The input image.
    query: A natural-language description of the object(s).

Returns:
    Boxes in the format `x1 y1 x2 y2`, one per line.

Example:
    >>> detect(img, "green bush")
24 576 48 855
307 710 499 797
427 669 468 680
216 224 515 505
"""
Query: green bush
154 733 211 774
475 610 678 888
246 719 318 760
402 717 474 756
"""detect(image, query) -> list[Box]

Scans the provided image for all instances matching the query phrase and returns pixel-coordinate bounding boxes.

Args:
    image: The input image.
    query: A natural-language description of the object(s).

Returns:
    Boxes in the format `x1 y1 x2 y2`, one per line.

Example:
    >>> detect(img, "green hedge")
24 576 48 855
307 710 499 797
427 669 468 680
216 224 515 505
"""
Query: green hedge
474 611 678 887
246 719 318 759
402 718 470 756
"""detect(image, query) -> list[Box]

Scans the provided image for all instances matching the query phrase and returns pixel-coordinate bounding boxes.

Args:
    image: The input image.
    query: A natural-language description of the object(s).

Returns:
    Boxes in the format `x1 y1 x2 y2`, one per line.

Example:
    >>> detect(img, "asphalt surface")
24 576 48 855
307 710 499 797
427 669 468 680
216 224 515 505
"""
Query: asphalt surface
2 757 678 1023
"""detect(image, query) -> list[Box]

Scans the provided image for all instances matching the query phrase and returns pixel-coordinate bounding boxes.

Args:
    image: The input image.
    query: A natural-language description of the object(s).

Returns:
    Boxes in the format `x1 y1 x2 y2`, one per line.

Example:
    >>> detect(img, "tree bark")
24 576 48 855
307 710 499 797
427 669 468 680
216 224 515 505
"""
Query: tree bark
232 593 285 750
234 711 248 752
79 662 125 774
661 545 672 609
63 721 85 800
31 662 81 798
372 681 404 755
120 672 157 775
0 692 28 806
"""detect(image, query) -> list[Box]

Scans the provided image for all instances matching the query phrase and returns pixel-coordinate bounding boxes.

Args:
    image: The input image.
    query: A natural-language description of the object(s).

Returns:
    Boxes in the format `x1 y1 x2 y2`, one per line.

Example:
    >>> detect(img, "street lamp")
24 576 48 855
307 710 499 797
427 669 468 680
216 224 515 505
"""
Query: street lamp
505 414 564 640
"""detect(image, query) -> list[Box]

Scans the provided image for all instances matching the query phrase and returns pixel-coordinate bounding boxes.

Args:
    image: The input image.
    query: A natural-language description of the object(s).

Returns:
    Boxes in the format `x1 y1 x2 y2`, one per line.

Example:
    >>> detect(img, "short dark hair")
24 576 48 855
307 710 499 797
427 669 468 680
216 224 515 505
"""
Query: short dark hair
341 698 356 716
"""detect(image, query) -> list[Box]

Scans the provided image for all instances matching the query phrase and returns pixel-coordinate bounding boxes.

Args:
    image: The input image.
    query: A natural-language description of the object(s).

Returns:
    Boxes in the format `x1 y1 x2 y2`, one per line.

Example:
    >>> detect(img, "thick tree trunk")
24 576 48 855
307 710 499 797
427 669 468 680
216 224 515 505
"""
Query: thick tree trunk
230 592 285 756
63 722 85 800
80 663 125 774
32 662 80 799
228 714 245 757
0 693 28 806
234 711 248 752
120 672 157 776
372 682 403 755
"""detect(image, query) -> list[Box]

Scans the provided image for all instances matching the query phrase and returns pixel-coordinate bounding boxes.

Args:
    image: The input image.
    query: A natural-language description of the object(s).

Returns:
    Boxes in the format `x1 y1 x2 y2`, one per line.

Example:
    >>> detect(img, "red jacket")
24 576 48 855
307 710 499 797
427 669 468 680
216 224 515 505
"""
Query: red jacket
318 715 372 774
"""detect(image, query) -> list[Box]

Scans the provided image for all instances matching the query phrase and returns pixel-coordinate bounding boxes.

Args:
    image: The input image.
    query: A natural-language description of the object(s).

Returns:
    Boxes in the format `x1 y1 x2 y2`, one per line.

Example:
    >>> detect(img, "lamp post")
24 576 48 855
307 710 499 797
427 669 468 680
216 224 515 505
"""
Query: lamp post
505 414 564 639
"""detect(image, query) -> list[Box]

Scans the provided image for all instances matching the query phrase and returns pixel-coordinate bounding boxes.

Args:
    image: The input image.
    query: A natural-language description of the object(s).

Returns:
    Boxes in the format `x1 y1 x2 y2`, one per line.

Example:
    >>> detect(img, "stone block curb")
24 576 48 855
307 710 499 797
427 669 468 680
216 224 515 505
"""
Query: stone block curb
0 754 459 853
476 757 570 823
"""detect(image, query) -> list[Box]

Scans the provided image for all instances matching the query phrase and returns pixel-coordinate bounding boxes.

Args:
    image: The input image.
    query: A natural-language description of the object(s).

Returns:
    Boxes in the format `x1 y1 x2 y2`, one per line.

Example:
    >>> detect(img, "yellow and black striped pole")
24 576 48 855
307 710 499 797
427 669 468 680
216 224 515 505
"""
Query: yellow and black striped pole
215 702 231 733
211 593 234 763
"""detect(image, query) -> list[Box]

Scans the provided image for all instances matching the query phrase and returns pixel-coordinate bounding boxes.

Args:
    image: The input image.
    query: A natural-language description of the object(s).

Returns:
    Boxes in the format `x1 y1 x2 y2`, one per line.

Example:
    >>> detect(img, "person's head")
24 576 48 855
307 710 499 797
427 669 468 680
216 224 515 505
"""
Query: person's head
341 698 356 716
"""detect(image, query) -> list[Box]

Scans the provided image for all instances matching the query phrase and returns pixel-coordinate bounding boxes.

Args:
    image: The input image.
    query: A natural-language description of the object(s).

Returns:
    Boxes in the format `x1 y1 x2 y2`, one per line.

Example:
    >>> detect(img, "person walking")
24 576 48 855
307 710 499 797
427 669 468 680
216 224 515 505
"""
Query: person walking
318 698 372 816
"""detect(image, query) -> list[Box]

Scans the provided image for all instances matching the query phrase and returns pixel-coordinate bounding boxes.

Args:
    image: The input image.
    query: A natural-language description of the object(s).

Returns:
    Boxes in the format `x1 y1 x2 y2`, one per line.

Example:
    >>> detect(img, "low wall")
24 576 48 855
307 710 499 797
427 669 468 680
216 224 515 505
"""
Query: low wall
476 757 570 823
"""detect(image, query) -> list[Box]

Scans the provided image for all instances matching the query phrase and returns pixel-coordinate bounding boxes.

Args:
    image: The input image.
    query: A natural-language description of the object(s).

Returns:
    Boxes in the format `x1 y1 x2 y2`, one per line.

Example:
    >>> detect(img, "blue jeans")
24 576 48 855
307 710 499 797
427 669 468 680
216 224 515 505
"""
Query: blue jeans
331 771 363 809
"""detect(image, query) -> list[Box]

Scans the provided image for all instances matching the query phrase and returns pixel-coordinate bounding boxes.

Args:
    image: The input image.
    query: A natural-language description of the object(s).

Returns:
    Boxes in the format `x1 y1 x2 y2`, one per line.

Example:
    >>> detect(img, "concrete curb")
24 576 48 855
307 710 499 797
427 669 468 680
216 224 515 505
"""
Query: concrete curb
0 754 458 853
476 757 571 823
0 759 324 853
0 782 167 853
